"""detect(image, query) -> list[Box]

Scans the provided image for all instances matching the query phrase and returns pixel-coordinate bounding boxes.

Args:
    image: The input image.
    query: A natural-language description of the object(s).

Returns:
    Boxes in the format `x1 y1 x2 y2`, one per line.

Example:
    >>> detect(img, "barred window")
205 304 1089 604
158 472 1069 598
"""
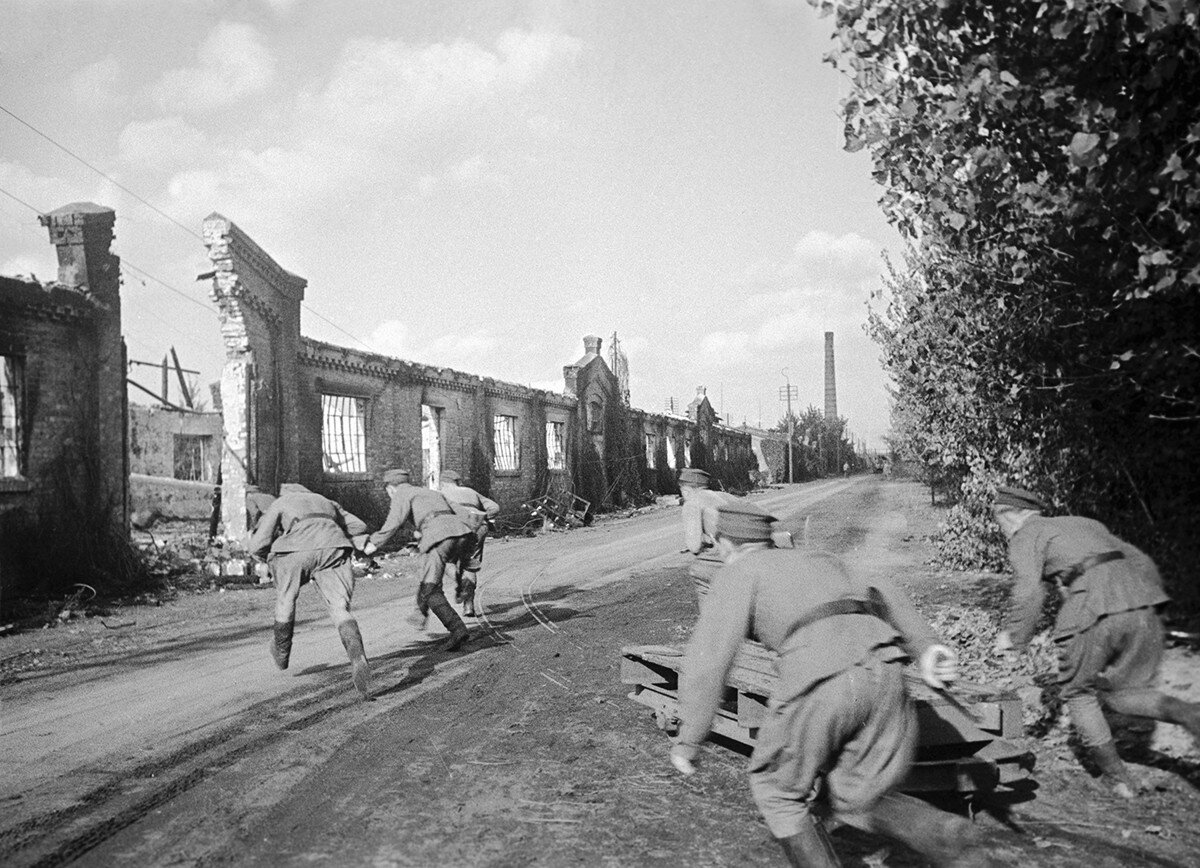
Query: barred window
493 414 519 471
322 394 367 474
173 434 213 482
645 434 657 469
1 356 23 478
546 421 565 470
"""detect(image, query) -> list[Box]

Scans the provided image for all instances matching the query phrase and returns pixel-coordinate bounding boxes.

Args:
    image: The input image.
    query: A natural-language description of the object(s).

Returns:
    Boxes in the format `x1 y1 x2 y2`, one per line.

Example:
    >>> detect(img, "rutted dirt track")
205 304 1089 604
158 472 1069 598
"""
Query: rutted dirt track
2 479 1198 867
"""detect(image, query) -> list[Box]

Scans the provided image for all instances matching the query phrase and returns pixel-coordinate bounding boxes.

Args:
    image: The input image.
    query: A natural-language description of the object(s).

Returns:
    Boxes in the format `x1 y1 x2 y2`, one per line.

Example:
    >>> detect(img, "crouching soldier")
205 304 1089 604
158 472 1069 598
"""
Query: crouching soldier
992 485 1200 798
438 469 500 617
250 483 372 699
671 503 988 867
363 468 475 651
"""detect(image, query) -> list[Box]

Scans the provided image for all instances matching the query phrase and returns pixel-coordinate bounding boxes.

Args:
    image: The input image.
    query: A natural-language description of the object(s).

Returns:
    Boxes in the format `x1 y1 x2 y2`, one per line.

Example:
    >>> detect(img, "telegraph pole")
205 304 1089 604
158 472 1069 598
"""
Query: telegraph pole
779 369 798 484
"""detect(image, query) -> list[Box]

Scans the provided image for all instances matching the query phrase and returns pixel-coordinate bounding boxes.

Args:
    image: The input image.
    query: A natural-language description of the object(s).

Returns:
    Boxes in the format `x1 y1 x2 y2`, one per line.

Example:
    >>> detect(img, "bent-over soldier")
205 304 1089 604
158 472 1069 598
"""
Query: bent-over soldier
678 467 738 555
363 468 474 651
250 483 372 699
672 503 985 867
439 469 500 617
992 485 1200 798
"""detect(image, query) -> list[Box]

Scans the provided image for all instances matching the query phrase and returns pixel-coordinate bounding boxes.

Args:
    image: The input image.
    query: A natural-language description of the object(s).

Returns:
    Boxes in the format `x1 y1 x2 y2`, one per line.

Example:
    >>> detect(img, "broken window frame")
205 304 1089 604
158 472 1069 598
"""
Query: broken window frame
1 354 24 480
173 433 213 482
666 435 677 469
493 414 519 473
321 393 368 475
545 420 565 471
645 433 657 469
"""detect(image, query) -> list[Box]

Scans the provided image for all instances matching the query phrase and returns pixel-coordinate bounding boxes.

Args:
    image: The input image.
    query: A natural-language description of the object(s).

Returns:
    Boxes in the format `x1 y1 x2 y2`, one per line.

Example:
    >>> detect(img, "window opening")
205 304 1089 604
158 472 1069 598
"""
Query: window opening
322 394 367 474
493 414 518 471
546 421 565 470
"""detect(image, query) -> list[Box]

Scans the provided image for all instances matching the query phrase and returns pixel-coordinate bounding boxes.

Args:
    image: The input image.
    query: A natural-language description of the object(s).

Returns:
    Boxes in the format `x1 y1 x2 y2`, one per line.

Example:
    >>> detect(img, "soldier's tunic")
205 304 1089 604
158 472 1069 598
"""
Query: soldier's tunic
440 481 500 573
678 548 938 838
250 483 368 625
680 488 739 554
369 482 477 598
1003 514 1169 746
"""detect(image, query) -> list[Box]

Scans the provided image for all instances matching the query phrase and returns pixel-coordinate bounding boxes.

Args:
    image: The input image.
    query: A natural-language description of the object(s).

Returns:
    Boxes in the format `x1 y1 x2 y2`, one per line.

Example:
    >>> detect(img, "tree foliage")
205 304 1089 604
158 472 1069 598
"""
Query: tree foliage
813 0 1200 610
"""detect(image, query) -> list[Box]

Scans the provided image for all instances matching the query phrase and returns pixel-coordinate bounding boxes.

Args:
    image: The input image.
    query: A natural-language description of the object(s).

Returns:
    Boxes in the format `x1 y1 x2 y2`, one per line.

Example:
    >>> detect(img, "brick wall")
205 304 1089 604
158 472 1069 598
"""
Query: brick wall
297 339 576 529
0 204 127 603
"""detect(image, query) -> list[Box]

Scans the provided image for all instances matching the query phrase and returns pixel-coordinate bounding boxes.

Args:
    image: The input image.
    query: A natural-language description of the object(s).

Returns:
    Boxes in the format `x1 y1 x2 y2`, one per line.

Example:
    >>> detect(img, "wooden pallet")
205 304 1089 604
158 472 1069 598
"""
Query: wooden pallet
621 642 1034 794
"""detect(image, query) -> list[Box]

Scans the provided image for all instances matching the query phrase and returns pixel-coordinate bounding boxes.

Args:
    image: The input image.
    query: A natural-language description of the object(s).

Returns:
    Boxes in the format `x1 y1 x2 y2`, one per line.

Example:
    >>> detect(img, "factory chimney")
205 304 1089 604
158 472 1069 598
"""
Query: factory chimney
824 331 837 419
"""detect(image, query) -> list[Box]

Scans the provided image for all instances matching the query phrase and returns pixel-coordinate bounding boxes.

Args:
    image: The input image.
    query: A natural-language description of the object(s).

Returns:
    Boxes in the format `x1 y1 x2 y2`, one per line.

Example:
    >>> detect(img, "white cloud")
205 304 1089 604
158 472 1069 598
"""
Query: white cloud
118 117 207 171
367 319 499 371
69 56 122 108
161 28 579 221
149 22 275 112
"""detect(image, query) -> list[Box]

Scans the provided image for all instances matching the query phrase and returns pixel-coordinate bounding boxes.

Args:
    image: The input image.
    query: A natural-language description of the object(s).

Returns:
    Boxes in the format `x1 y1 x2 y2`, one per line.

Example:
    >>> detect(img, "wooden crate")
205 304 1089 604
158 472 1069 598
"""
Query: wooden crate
621 642 1034 794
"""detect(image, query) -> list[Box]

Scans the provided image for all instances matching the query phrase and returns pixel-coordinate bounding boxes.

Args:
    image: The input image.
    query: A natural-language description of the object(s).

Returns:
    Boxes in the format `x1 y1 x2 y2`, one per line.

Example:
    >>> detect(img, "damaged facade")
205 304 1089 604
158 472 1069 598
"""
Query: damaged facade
0 204 128 600
128 404 222 520
202 214 754 547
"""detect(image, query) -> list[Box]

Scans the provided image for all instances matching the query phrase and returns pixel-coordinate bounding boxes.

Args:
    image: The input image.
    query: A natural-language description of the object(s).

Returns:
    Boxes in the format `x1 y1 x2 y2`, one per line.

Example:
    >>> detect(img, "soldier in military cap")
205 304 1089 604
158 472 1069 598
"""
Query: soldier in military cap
438 469 500 617
992 484 1200 797
671 502 984 867
363 469 475 651
677 467 739 555
249 483 372 699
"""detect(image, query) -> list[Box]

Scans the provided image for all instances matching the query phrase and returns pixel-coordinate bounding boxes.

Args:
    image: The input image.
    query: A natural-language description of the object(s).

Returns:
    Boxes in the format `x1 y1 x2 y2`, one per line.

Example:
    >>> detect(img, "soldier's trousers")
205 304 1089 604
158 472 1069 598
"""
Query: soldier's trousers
1058 605 1163 747
747 653 916 839
416 536 470 634
270 547 355 626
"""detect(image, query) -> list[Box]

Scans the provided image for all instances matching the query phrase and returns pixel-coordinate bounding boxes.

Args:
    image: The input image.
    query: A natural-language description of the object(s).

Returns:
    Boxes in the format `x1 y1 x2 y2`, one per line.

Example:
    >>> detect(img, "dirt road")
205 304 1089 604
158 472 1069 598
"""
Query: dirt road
2 478 1197 866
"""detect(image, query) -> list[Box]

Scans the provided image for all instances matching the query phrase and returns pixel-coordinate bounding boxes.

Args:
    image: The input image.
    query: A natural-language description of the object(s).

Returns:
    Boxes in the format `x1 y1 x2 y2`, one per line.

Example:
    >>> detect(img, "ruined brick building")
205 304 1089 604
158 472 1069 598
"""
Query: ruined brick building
201 214 756 547
0 204 128 602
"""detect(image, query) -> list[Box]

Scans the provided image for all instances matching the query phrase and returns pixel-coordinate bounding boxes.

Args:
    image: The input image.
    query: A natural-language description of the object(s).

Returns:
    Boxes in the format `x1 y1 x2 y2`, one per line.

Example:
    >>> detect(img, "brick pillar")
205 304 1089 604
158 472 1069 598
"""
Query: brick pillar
40 203 128 531
203 213 305 547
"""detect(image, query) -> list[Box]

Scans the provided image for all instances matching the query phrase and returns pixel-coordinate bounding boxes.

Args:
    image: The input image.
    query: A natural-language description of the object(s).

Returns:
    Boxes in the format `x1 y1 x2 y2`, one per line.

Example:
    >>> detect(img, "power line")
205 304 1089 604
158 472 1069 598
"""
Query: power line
0 105 375 353
0 102 204 242
0 185 45 216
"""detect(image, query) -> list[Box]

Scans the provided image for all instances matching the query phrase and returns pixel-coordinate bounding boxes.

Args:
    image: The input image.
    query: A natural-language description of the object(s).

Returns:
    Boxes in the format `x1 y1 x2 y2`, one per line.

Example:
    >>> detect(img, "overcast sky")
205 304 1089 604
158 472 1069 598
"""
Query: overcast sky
1 0 903 449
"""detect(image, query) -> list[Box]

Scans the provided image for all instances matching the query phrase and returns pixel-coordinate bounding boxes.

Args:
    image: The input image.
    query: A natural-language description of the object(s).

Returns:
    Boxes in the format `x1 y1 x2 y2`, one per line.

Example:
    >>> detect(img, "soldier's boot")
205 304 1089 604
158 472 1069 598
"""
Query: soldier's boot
337 619 372 700
427 592 471 651
406 583 433 630
460 574 478 617
452 568 466 603
776 816 841 867
1086 740 1138 799
867 792 990 867
270 620 294 670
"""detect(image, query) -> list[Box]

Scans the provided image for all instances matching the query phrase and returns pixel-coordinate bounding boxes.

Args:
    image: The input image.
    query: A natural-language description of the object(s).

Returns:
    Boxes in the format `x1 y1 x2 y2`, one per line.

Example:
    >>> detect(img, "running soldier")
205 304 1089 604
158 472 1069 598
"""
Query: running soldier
438 469 500 617
671 502 986 866
250 483 372 699
992 485 1200 798
363 468 474 651
677 467 738 555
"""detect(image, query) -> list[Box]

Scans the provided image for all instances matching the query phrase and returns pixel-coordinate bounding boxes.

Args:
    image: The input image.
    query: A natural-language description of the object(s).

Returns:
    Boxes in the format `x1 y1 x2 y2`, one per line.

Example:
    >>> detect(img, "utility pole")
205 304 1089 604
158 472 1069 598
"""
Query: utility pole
779 369 797 484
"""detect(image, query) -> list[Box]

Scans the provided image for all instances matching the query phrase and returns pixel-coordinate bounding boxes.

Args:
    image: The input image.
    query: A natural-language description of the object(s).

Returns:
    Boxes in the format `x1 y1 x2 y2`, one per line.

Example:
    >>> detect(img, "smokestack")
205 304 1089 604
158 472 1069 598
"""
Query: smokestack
824 331 837 419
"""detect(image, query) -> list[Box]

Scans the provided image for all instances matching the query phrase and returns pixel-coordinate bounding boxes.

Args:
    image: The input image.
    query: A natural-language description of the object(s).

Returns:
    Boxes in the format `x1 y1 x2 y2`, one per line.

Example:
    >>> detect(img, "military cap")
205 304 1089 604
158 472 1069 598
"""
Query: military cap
441 470 462 483
994 485 1046 512
716 502 776 544
382 468 411 485
678 468 712 487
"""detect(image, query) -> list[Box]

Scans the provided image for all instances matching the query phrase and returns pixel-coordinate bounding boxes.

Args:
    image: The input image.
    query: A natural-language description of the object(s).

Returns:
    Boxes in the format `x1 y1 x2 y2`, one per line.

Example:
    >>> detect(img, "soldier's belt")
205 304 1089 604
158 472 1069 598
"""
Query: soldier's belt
1062 550 1124 586
783 596 885 643
287 512 339 531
